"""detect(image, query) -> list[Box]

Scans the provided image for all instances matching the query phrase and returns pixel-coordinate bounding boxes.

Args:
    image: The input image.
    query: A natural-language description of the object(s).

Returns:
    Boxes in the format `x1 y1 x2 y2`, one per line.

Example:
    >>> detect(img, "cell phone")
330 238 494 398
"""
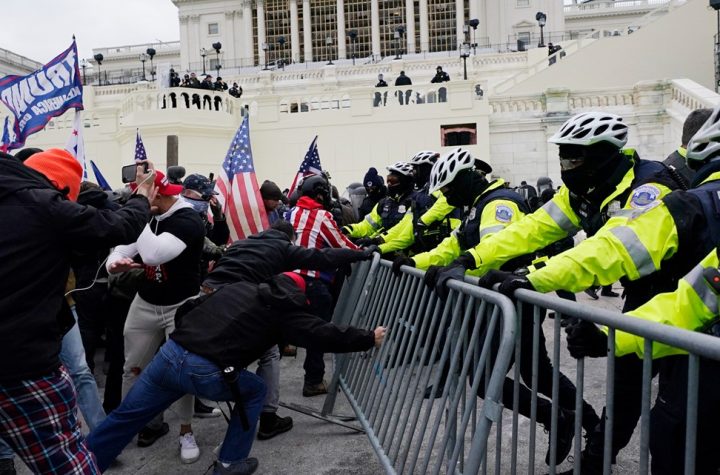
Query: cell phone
121 162 149 184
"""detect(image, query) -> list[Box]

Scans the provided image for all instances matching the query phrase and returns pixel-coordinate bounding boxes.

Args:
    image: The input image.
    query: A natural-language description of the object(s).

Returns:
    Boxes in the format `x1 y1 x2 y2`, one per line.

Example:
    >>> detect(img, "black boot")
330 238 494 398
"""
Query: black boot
257 412 293 440
545 408 575 466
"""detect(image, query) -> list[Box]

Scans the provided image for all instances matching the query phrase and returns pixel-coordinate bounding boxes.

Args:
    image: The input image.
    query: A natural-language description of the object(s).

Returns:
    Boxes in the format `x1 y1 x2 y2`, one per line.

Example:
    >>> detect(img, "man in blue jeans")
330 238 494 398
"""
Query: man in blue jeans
87 272 385 475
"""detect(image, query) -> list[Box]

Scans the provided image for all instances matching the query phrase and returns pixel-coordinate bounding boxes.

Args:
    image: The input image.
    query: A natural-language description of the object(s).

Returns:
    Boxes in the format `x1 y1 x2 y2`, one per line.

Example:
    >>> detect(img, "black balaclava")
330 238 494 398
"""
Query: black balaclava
387 172 413 198
414 163 433 189
559 142 629 197
443 169 489 208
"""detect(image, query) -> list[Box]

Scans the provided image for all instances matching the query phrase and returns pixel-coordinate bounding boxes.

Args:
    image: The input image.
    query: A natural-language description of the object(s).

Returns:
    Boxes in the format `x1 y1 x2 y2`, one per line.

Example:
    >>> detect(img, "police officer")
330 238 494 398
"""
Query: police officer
471 111 699 472
392 147 598 465
342 162 423 256
561 107 720 474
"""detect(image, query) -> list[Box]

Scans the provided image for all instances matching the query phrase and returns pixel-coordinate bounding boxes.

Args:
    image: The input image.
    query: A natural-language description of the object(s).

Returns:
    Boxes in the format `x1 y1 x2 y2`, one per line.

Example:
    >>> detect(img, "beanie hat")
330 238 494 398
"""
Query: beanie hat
24 148 83 201
260 180 283 200
282 271 306 293
363 167 384 189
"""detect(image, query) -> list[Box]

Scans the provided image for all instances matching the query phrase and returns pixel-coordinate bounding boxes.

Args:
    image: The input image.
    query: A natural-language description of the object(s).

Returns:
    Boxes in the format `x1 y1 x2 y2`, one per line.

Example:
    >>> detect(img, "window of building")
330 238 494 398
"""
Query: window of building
517 31 531 50
208 23 219 35
441 123 477 146
517 0 530 7
265 0 292 66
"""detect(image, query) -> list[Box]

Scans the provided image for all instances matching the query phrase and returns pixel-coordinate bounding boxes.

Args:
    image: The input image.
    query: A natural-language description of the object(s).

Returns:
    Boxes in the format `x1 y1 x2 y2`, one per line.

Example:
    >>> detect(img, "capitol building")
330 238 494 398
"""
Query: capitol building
0 0 716 190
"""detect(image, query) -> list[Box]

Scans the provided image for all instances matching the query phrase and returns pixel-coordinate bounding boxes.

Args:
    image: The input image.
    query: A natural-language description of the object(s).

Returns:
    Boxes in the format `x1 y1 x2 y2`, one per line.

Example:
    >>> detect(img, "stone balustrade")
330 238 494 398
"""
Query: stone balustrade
118 88 242 116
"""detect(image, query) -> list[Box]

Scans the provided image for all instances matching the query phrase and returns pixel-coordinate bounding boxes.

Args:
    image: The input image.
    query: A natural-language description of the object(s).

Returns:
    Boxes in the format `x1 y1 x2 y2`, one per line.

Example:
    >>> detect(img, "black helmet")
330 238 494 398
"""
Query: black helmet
300 174 331 207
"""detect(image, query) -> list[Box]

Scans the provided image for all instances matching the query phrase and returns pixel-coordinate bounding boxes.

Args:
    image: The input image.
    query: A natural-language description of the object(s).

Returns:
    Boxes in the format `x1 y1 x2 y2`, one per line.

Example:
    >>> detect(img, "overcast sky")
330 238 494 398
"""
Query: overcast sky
3 1 180 63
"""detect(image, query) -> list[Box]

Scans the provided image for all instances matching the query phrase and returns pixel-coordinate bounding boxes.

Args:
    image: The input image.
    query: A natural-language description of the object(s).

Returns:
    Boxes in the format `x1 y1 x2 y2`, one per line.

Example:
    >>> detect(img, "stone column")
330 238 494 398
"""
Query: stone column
179 15 190 71
290 0 300 62
456 0 464 49
419 0 429 53
371 0 380 57
337 0 347 59
303 0 313 62
224 11 236 68
242 0 253 66
257 0 267 68
405 0 416 54
190 15 201 72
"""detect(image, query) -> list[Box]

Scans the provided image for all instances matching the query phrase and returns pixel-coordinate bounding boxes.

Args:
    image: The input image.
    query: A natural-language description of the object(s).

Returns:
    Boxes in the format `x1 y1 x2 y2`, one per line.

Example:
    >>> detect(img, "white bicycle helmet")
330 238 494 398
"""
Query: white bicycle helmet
386 161 414 177
548 112 628 148
409 150 440 166
686 105 720 167
429 147 475 193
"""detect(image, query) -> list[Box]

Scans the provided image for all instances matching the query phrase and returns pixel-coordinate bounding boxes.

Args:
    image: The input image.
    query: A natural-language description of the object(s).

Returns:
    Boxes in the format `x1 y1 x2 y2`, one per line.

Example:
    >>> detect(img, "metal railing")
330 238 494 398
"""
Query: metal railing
320 256 720 474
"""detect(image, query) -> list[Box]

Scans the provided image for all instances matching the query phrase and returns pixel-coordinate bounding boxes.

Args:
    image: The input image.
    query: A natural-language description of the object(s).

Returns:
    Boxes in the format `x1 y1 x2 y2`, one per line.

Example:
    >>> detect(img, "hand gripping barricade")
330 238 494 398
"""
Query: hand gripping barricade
319 253 519 474
309 254 720 475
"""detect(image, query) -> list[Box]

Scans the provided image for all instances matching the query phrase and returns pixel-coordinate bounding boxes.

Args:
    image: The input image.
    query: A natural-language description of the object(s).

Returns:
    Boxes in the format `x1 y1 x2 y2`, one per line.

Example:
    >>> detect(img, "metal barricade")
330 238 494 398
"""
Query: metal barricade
322 256 518 474
486 288 720 475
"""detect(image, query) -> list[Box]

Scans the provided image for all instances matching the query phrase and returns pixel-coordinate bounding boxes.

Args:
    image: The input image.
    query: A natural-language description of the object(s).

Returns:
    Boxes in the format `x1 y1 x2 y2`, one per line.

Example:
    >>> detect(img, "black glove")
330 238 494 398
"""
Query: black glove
357 237 381 247
361 245 379 259
430 254 476 300
392 256 415 276
565 320 608 359
341 226 352 236
478 269 534 297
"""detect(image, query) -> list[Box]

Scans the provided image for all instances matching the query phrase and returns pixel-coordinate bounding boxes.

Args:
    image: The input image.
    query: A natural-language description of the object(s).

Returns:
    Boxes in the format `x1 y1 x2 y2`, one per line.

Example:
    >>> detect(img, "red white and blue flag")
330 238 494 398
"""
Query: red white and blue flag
214 115 269 241
0 41 83 150
0 117 11 153
134 129 148 162
288 135 322 197
64 110 87 177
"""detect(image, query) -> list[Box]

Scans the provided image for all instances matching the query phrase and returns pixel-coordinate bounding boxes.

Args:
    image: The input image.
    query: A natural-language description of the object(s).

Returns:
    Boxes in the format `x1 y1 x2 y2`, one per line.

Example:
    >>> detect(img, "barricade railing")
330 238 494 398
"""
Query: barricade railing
321 256 518 474
482 287 720 475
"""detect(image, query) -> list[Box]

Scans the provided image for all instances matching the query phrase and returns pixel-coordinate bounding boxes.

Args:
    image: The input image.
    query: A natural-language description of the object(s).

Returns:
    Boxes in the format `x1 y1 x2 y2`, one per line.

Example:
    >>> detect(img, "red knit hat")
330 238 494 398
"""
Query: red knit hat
24 148 83 201
282 272 306 293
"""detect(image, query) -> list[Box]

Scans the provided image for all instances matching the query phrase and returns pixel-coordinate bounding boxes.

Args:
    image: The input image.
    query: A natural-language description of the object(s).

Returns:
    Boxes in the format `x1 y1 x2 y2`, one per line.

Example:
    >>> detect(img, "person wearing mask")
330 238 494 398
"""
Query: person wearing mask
288 175 360 396
106 170 206 465
87 272 386 475
358 167 387 219
472 111 695 472
663 107 713 188
0 149 154 475
182 173 230 264
392 148 595 465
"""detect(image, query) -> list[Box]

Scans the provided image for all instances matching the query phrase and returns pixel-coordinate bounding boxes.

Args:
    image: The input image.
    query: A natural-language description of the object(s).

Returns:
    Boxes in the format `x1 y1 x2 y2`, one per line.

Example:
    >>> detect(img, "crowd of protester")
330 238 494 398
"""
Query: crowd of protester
165 69 242 110
2 104 720 475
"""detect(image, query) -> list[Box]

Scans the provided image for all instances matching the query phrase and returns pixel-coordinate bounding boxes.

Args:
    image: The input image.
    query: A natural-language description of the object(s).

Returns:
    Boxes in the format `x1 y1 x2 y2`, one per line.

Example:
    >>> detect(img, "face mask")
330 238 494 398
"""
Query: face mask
444 171 487 207
183 196 209 214
560 168 596 196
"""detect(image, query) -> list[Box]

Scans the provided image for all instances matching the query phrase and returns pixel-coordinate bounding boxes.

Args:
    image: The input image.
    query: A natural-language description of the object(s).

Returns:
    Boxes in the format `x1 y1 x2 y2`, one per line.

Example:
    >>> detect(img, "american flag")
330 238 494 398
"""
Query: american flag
214 115 269 242
64 110 87 178
135 129 148 162
1 117 10 153
288 135 322 197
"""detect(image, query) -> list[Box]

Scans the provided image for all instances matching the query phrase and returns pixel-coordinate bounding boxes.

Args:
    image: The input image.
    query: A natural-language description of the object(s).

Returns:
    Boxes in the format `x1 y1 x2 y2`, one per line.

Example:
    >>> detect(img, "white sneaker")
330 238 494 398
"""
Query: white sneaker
179 432 201 464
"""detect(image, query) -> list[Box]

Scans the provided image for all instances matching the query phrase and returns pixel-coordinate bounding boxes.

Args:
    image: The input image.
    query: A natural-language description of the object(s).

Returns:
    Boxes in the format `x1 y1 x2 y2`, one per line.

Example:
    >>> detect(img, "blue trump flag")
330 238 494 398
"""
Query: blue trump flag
0 41 83 150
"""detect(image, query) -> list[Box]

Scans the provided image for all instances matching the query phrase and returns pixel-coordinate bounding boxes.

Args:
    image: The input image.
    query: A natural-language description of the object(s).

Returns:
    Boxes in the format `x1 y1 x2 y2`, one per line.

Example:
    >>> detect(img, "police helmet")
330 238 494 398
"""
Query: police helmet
386 161 414 177
429 147 475 193
300 174 330 199
548 112 628 149
409 151 440 166
686 105 720 169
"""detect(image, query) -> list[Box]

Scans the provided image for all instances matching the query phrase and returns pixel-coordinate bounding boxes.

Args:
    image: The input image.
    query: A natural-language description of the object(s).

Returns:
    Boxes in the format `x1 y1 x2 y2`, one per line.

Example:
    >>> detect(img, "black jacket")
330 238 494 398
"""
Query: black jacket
203 228 366 289
171 275 374 369
0 159 150 382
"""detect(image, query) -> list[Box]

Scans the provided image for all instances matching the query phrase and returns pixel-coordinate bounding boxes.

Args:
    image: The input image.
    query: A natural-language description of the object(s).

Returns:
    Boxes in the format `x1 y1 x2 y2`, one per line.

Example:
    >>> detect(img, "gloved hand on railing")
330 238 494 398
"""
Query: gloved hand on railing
361 245 380 259
477 269 535 297
423 254 475 300
356 236 382 247
341 226 352 236
392 256 415 276
565 320 608 359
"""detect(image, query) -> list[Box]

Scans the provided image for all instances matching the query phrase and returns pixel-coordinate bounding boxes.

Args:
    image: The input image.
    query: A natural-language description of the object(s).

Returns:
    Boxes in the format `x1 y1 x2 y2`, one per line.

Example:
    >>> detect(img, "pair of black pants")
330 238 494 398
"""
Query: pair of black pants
476 303 598 430
303 278 335 385
650 356 720 475
102 294 133 413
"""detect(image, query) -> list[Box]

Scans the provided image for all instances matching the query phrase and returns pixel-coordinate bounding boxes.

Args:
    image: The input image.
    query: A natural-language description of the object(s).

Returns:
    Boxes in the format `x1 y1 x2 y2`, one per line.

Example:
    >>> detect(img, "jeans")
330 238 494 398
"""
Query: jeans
303 278 334 385
87 339 266 472
256 346 280 413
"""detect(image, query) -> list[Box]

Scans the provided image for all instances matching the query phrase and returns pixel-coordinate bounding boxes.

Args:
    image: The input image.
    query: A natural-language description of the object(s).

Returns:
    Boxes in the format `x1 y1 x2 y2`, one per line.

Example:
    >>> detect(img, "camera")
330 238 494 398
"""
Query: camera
121 162 149 184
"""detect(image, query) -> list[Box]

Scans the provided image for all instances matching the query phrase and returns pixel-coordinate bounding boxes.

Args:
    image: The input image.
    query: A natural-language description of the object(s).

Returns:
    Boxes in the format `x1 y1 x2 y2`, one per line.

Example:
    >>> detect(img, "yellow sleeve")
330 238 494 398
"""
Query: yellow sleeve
469 188 580 274
420 191 456 226
527 198 679 293
614 250 720 358
412 233 462 269
346 204 382 238
378 214 414 254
